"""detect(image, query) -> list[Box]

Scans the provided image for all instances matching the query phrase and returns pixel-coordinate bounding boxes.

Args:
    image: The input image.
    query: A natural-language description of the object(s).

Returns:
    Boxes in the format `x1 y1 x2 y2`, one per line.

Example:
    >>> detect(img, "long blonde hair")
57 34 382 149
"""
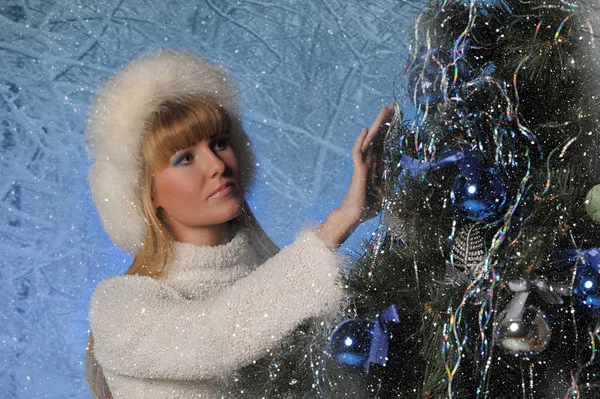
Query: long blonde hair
86 97 278 398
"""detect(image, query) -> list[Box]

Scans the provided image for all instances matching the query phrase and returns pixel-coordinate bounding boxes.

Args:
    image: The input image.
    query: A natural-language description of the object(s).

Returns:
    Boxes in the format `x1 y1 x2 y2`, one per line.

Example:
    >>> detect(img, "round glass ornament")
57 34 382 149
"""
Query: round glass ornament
497 305 551 356
573 254 600 315
327 319 373 368
326 305 398 371
451 151 507 220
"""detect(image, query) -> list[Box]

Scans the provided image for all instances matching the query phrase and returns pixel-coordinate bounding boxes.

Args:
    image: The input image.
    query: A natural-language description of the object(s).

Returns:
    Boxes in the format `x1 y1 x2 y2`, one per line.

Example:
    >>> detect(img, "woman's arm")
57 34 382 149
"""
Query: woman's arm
89 229 342 381
317 104 394 248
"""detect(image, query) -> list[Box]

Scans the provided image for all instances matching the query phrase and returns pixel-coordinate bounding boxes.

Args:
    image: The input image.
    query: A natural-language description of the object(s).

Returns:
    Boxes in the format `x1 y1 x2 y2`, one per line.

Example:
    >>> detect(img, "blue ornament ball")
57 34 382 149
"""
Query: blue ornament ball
573 249 600 315
327 319 372 368
451 151 506 220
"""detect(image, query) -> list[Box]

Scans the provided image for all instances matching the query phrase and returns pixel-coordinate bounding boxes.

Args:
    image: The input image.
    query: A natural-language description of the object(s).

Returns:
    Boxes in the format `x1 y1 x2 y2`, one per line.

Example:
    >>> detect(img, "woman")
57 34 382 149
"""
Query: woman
86 49 393 398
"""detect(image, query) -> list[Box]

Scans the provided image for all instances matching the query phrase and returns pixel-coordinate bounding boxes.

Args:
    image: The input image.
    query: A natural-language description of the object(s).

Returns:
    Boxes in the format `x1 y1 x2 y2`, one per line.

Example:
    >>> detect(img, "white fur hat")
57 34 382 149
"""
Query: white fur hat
86 49 254 255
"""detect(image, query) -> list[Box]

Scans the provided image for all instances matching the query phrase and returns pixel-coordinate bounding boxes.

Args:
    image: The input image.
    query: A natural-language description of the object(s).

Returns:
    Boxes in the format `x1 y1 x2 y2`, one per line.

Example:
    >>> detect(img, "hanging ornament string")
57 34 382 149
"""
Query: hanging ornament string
536 137 578 200
512 19 542 121
366 112 406 283
466 76 535 142
533 2 579 13
564 323 600 398
479 153 533 398
451 0 479 73
404 0 481 165
587 18 595 48
443 150 532 398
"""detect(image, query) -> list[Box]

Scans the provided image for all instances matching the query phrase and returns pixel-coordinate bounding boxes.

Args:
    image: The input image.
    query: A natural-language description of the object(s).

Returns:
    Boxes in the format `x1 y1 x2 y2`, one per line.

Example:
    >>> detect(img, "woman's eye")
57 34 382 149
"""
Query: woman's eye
171 152 196 166
212 138 229 151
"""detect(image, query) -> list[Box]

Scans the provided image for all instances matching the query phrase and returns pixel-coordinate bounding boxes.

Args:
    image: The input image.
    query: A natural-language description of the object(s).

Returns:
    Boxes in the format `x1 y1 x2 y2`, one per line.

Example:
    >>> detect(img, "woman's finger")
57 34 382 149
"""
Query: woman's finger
352 127 369 162
362 105 394 152
364 143 374 166
369 105 391 133
362 106 388 152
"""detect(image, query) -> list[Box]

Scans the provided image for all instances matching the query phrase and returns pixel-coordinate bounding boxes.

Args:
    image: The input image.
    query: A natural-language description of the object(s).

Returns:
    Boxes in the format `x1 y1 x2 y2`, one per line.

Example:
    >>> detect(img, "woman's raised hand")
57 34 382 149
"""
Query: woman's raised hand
344 103 394 223
317 104 395 249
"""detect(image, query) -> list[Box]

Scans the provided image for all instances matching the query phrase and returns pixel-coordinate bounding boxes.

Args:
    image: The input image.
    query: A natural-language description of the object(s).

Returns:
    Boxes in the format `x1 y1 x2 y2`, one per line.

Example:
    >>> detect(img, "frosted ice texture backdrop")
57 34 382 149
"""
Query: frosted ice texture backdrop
0 0 419 397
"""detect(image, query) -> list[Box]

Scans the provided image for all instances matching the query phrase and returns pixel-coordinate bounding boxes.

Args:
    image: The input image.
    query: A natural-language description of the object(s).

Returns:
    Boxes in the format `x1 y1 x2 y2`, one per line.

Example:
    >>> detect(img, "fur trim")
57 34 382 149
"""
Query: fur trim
86 49 255 254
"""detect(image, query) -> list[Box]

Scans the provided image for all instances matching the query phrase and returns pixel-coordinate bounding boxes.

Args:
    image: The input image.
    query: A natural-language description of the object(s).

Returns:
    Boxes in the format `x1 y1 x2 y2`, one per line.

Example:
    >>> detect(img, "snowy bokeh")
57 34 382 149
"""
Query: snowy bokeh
0 0 420 397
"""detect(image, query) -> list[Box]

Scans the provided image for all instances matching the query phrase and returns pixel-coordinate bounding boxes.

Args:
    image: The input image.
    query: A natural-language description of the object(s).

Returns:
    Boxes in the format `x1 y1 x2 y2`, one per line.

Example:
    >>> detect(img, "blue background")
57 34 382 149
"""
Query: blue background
0 0 419 397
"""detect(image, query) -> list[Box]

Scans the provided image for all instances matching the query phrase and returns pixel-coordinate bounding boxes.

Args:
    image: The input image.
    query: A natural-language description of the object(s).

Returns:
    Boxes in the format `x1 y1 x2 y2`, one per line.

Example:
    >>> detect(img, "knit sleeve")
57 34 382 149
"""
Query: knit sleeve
89 229 343 381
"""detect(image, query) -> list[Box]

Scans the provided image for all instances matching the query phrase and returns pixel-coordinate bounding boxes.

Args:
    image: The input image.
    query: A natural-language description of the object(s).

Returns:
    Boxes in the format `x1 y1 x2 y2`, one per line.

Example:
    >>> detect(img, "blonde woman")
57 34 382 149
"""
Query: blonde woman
85 49 392 398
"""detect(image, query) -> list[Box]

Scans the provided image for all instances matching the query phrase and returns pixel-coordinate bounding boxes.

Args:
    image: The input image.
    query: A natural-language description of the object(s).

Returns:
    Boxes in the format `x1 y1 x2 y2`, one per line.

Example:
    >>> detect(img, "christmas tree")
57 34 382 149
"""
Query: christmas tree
267 0 600 398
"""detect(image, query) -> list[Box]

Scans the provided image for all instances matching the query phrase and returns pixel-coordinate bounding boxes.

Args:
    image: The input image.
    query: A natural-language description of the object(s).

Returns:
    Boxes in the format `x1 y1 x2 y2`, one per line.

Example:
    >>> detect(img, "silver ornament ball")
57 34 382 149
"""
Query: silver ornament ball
497 305 551 356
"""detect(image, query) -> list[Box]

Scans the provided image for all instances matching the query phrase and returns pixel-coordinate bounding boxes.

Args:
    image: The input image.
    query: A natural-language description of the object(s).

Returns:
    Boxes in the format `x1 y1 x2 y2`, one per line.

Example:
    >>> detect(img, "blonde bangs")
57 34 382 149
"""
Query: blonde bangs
142 97 231 170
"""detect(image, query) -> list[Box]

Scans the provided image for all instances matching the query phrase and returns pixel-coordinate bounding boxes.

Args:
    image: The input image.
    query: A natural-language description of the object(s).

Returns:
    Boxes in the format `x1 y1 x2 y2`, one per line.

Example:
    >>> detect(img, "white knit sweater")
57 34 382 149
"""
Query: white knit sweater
88 229 343 398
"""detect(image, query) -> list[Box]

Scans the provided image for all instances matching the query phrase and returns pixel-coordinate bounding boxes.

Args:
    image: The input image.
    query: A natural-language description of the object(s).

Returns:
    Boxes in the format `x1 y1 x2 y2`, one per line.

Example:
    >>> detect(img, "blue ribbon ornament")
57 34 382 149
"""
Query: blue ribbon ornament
557 248 600 312
325 305 400 372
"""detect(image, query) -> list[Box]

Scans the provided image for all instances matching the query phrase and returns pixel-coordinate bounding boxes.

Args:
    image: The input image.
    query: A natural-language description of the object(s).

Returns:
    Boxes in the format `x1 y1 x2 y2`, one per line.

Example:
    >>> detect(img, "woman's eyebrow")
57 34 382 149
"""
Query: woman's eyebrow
174 146 192 153
172 143 197 156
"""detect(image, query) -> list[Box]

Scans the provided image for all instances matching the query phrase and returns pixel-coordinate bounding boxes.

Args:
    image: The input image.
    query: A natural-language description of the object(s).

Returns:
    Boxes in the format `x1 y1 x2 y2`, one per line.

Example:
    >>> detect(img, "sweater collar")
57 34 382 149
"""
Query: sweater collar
162 229 263 296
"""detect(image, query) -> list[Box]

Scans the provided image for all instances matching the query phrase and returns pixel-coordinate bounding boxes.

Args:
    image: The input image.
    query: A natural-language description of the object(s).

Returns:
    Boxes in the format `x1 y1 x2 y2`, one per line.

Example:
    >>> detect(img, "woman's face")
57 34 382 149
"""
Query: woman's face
152 135 242 236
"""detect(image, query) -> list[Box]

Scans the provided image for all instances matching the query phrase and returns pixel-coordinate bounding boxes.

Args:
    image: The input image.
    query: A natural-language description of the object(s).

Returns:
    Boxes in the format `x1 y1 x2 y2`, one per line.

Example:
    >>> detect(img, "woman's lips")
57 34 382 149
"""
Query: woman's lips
208 184 234 199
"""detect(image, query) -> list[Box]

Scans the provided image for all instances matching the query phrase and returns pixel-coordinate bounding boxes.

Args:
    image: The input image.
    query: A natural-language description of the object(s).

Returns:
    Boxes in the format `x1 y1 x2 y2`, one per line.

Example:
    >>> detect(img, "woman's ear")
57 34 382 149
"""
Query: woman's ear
151 193 161 211
149 173 160 210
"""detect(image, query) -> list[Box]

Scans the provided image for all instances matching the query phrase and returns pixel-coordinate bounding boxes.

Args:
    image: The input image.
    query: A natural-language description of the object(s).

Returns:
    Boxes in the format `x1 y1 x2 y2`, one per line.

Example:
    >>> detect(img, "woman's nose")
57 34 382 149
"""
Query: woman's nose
200 148 226 177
